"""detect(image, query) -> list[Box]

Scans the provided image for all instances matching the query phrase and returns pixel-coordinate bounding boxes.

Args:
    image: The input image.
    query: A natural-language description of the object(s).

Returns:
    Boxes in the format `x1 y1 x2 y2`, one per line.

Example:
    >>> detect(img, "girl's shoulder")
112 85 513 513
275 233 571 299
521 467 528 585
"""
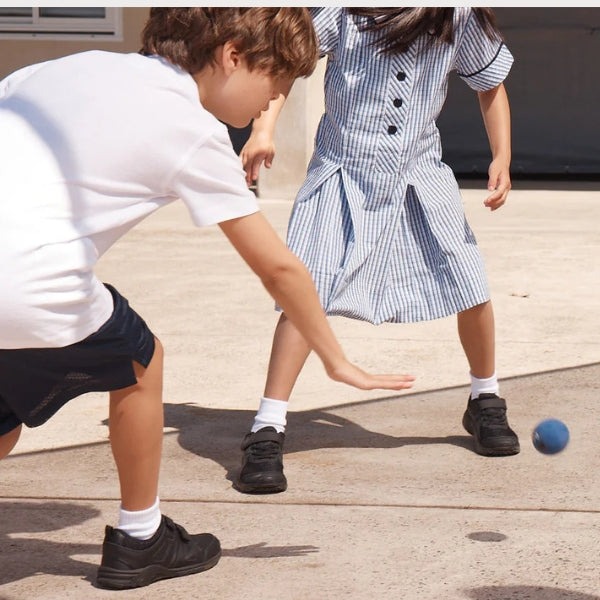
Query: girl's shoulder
309 7 344 56
453 7 474 30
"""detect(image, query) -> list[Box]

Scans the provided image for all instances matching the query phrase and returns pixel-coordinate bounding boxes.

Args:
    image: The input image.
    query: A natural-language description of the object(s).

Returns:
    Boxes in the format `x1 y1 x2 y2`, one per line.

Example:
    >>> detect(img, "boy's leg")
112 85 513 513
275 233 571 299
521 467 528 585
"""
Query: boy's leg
98 338 221 590
236 312 310 494
457 301 519 456
0 424 22 459
108 338 164 511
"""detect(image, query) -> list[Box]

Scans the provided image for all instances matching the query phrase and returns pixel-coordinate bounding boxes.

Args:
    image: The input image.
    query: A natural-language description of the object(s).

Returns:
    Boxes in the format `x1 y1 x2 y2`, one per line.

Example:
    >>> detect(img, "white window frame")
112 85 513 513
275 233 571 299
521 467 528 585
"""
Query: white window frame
0 7 123 41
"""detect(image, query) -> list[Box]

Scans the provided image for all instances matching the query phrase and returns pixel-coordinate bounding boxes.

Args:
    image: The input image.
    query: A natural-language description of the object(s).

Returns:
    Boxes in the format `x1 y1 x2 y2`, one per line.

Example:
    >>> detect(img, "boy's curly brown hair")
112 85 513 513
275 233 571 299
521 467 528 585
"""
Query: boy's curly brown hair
141 8 318 79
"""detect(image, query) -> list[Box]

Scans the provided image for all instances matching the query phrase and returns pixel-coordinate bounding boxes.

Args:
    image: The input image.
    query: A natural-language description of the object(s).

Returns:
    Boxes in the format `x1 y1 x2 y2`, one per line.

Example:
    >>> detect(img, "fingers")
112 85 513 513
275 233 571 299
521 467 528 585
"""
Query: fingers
251 155 265 181
484 171 511 211
240 148 253 186
241 155 263 186
328 362 416 391
484 185 510 210
361 374 416 391
241 150 274 186
483 188 506 211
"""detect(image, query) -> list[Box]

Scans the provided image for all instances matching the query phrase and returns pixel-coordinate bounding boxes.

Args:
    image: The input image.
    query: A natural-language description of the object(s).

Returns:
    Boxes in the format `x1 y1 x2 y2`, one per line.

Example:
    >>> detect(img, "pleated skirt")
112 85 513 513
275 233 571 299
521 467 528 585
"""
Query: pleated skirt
286 168 490 324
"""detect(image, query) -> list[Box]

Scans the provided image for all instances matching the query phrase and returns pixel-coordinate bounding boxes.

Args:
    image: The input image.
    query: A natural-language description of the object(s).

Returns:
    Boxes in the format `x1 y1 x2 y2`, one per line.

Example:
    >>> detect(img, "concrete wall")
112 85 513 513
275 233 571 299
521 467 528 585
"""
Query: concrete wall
0 7 149 78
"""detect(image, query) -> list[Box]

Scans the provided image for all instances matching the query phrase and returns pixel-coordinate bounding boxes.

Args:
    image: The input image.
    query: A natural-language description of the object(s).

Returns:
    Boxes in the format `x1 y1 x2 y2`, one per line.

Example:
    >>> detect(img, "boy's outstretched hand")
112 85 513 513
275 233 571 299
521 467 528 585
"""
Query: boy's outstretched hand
326 360 415 391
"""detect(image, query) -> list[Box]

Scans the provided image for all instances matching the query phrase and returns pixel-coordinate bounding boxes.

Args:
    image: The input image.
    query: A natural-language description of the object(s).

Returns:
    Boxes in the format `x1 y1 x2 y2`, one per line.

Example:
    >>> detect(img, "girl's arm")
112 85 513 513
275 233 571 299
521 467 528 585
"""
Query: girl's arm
219 211 415 391
240 82 291 186
478 82 512 211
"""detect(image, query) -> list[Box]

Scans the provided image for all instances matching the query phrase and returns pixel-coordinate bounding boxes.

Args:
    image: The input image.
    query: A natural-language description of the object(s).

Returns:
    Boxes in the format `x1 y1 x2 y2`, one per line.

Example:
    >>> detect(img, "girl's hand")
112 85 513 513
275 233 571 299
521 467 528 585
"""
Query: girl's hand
240 130 276 186
484 158 511 211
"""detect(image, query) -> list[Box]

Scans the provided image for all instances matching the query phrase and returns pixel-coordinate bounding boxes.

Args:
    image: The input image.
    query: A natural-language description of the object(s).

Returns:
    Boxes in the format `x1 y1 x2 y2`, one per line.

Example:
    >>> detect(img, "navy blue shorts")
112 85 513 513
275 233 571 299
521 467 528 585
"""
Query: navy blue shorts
0 284 156 435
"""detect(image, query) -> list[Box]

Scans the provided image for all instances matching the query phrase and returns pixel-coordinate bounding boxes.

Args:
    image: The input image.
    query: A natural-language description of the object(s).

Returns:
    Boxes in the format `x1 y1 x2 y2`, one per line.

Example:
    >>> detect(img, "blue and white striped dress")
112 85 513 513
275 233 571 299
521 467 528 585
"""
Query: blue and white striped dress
286 7 513 324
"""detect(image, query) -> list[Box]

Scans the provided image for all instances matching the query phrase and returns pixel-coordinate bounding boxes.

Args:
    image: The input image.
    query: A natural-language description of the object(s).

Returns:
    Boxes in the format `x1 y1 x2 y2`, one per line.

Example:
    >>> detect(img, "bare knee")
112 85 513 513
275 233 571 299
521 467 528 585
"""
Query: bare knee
0 424 22 459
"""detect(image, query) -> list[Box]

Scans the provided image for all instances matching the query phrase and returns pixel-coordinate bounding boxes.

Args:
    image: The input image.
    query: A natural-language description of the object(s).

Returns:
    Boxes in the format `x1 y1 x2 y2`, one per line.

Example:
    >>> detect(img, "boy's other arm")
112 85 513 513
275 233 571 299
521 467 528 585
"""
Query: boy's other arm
478 82 512 211
240 82 291 186
219 212 415 391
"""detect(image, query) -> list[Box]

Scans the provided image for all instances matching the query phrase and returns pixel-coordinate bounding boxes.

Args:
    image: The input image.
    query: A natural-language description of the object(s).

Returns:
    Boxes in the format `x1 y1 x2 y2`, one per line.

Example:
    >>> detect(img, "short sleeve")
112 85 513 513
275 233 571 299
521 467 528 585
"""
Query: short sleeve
169 127 259 227
454 9 514 92
0 62 45 100
310 7 343 56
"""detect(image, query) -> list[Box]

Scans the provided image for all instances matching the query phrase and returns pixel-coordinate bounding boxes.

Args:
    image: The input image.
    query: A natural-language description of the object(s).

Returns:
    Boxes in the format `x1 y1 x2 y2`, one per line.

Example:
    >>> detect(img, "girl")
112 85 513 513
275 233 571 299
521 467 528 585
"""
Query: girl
236 7 519 494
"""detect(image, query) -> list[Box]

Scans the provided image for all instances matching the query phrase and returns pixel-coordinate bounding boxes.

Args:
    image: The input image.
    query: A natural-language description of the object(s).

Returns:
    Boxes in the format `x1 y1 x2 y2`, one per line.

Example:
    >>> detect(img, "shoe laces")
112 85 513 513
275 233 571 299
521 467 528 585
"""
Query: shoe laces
163 516 190 542
248 440 281 461
479 406 509 429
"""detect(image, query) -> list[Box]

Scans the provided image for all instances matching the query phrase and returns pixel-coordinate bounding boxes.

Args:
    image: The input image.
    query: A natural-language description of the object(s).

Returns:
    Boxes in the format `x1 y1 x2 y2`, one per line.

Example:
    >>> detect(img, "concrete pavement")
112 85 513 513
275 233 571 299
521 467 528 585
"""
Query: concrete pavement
1 182 599 599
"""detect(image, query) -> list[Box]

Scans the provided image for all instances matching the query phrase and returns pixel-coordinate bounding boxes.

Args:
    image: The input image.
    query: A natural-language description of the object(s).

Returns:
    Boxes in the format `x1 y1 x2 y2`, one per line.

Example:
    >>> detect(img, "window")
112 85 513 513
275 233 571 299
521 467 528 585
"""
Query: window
0 7 122 41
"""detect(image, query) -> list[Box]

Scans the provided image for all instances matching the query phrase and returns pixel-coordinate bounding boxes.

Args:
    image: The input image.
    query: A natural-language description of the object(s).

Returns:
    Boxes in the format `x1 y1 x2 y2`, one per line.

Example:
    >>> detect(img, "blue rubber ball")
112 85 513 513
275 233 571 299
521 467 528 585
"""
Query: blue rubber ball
532 418 569 455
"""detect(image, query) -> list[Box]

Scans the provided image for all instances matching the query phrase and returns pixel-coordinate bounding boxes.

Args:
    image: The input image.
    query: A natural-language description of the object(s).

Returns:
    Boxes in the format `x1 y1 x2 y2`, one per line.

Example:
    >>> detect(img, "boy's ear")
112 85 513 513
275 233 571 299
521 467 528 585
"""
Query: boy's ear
220 40 243 75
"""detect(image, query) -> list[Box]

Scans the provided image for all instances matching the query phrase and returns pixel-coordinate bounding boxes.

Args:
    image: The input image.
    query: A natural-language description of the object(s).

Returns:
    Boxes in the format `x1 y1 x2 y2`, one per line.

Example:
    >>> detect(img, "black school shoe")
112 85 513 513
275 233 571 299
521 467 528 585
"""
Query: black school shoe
96 515 221 590
462 393 520 456
235 426 287 494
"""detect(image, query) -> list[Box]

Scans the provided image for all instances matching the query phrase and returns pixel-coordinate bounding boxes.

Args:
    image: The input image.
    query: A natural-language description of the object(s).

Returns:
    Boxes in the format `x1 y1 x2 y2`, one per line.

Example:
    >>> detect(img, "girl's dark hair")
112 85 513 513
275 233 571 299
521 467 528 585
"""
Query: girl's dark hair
348 8 501 55
140 7 318 79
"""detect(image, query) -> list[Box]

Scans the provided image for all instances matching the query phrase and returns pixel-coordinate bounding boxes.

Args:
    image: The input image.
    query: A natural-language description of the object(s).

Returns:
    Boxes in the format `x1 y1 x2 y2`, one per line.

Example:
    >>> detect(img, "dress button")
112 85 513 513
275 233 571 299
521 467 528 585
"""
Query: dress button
396 71 406 81
393 98 403 107
387 125 398 135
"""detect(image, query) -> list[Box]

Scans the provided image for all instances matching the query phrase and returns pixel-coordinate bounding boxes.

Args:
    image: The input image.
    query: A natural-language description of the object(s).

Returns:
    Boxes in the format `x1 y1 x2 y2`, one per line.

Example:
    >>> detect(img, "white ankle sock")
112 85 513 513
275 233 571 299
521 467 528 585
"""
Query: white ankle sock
118 496 161 540
251 397 288 433
470 373 499 400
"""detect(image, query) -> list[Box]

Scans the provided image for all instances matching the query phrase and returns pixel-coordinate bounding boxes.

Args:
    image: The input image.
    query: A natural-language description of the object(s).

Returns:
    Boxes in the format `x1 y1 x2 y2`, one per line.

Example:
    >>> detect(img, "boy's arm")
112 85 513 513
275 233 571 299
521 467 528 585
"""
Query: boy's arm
478 82 512 211
219 212 415 391
240 82 291 186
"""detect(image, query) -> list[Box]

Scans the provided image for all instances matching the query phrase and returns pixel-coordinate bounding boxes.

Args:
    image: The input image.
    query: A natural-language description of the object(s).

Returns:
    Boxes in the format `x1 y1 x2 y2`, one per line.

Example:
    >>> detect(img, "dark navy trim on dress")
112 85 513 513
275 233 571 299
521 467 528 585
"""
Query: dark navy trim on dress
457 42 504 78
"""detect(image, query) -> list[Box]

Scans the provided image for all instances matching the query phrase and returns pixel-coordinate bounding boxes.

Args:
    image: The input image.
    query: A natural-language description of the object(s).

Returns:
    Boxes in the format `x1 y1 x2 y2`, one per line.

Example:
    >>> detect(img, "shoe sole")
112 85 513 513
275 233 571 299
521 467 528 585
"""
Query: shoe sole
235 467 287 494
234 480 287 495
96 548 221 590
462 415 520 457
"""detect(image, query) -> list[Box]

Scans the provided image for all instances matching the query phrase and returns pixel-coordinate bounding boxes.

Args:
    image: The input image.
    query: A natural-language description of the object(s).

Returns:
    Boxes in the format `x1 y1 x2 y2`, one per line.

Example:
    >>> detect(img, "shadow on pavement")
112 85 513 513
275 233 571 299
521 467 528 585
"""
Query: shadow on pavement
4 362 598 493
466 586 600 599
0 501 100 586
162 400 474 485
222 542 318 558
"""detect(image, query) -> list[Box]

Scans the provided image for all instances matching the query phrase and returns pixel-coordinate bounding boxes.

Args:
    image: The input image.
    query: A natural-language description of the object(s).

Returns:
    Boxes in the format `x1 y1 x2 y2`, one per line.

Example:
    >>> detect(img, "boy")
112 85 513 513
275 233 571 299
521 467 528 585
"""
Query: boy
0 8 414 590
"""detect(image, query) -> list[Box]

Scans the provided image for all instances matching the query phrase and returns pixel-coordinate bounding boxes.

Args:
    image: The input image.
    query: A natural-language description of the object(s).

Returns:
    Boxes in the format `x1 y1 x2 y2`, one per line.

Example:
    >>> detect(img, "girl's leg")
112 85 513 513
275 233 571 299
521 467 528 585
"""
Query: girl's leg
236 312 310 494
263 312 311 401
250 312 310 433
457 300 519 456
457 300 495 379
108 338 164 511
0 424 22 459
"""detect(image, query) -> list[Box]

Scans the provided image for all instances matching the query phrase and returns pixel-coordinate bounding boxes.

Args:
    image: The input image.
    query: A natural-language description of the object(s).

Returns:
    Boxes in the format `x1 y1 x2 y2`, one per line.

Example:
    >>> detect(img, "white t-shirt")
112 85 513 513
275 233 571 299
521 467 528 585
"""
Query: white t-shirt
0 51 259 348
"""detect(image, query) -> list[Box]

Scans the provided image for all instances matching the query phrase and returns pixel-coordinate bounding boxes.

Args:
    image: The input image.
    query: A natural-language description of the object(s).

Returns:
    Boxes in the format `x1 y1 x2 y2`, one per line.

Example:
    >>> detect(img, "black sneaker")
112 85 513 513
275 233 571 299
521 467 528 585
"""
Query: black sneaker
96 515 221 590
462 393 520 456
235 426 287 494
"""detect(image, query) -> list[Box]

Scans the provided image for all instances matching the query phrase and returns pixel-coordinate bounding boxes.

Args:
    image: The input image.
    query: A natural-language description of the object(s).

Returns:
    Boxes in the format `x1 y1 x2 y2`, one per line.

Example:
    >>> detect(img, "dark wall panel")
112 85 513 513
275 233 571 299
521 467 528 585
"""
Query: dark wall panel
437 8 600 176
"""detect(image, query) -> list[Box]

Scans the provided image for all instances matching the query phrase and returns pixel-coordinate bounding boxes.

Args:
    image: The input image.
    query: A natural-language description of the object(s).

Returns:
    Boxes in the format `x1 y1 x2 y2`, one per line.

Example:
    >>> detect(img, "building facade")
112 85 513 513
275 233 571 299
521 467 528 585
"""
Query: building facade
1 8 598 200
